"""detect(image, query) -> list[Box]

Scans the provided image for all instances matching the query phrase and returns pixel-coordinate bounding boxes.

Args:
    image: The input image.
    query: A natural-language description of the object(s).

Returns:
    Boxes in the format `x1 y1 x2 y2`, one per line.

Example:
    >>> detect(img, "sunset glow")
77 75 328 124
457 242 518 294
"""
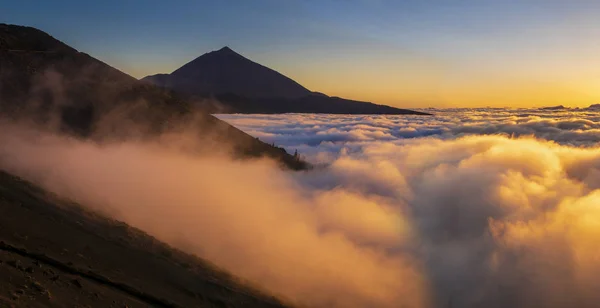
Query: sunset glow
3 0 600 107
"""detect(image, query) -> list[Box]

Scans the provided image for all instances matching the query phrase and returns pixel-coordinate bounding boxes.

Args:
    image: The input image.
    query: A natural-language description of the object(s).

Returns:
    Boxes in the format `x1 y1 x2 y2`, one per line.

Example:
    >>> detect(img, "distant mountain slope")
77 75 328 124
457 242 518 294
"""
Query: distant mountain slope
142 47 430 115
0 23 307 170
206 92 429 114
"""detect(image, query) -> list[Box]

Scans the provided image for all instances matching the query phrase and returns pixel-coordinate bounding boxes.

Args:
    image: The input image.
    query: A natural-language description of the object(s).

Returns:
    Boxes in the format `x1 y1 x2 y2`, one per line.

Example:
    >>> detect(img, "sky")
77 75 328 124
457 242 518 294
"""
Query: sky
2 0 600 108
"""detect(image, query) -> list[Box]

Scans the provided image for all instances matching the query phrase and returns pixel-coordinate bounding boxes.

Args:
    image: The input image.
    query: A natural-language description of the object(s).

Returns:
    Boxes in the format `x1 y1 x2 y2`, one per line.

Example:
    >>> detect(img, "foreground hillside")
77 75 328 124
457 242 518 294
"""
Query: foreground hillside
0 171 291 307
0 23 307 170
142 47 430 115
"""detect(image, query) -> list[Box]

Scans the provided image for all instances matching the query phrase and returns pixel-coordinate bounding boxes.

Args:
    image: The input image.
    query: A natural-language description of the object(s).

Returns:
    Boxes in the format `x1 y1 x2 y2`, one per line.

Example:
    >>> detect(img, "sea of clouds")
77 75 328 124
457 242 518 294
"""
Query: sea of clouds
2 108 600 308
217 107 600 163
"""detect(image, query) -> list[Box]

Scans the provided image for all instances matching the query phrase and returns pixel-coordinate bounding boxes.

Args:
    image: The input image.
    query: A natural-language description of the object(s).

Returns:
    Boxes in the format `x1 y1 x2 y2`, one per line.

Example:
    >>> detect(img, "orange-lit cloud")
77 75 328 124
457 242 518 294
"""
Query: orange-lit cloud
3 120 600 307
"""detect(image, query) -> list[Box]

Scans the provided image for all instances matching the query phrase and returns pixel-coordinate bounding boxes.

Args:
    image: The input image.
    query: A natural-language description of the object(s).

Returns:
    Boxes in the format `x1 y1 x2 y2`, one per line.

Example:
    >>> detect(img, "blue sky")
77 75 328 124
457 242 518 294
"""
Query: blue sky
3 0 600 107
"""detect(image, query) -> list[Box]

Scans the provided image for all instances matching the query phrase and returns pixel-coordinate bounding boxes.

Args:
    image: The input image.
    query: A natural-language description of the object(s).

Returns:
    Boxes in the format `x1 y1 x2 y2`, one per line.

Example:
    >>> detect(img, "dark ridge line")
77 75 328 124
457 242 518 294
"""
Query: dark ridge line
0 240 180 308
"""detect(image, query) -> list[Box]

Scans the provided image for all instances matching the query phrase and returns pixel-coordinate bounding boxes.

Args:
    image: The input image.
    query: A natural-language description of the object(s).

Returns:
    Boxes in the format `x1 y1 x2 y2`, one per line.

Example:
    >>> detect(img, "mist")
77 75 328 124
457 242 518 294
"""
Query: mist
2 119 600 308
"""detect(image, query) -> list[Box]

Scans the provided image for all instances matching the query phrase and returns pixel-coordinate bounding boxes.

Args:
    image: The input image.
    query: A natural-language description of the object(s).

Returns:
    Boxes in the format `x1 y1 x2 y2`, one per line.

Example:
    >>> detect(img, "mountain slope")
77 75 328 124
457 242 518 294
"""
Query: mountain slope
145 46 311 99
0 23 307 170
142 47 430 115
0 170 291 307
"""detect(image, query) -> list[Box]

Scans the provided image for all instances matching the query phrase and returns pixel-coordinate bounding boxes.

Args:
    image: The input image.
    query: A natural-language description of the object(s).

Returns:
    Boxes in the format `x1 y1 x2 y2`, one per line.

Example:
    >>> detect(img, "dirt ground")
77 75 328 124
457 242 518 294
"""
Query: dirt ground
0 171 290 308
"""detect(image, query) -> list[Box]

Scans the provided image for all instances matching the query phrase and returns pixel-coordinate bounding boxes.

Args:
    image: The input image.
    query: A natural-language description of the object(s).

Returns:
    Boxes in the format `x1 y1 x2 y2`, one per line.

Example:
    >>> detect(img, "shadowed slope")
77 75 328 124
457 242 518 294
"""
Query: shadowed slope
0 23 308 170
0 170 292 307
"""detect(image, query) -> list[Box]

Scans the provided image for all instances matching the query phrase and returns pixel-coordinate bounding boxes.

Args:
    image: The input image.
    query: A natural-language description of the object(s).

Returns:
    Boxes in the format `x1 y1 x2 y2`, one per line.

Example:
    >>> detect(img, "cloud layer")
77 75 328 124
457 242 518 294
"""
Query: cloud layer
2 110 600 307
217 108 600 163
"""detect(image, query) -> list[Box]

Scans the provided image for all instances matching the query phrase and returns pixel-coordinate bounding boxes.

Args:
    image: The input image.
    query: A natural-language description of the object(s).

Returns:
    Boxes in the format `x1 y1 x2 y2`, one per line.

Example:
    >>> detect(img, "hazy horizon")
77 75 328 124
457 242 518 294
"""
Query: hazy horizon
3 0 600 108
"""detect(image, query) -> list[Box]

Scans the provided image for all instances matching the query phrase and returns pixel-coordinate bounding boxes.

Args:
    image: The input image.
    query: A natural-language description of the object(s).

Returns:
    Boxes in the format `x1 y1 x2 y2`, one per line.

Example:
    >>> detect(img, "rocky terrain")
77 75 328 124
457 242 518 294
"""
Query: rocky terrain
0 171 292 307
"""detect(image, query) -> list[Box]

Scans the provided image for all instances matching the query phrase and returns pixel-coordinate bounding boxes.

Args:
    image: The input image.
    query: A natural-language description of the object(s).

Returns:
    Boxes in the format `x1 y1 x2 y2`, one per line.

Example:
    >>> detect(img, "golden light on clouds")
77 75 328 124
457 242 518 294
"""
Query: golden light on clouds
4 116 600 307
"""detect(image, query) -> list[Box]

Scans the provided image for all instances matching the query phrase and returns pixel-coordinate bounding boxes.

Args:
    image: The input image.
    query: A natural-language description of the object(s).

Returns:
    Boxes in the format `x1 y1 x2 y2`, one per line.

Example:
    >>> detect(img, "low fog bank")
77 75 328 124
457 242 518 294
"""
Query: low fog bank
0 120 426 308
2 120 600 307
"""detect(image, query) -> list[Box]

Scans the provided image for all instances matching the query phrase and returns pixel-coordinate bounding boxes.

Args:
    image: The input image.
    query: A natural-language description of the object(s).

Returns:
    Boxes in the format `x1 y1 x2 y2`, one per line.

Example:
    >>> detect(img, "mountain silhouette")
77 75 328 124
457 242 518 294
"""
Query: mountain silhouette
142 47 430 115
145 46 311 99
0 23 307 170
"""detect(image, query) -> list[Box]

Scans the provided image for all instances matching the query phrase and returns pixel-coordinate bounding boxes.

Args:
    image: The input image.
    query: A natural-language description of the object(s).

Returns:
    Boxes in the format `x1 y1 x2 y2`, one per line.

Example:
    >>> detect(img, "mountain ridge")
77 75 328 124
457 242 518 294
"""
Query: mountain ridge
0 23 308 170
142 47 430 115
144 46 312 100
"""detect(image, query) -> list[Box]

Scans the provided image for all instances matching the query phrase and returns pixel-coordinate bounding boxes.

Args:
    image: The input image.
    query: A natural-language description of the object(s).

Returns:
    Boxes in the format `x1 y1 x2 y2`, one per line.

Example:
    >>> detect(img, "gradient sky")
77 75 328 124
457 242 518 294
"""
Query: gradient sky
2 0 600 108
